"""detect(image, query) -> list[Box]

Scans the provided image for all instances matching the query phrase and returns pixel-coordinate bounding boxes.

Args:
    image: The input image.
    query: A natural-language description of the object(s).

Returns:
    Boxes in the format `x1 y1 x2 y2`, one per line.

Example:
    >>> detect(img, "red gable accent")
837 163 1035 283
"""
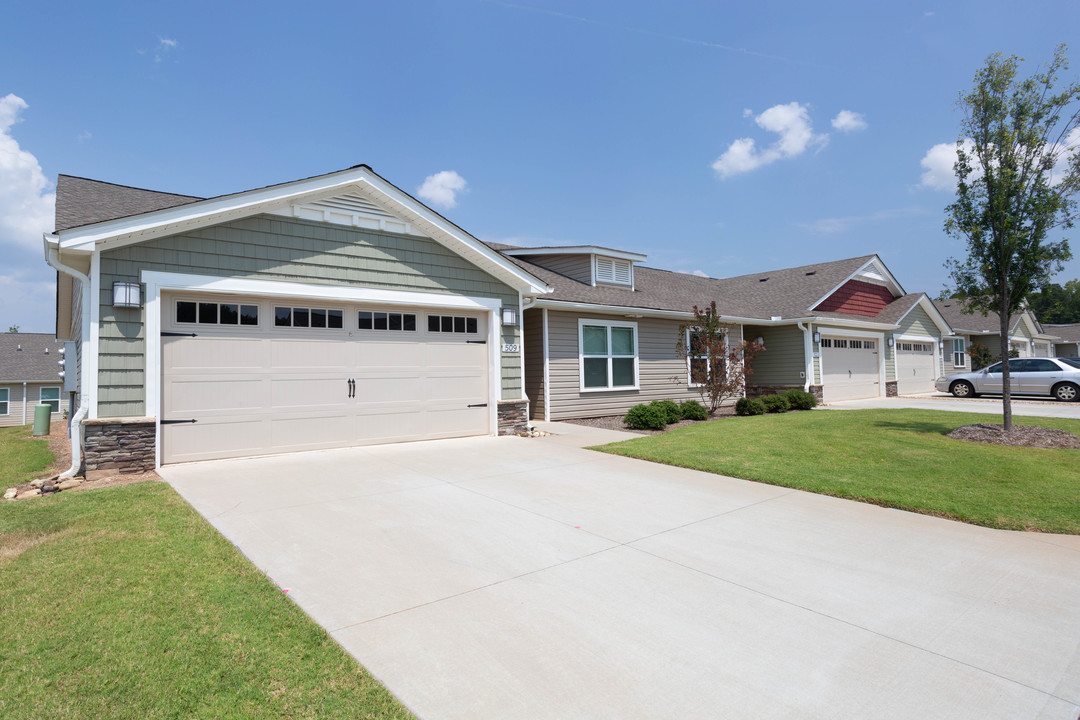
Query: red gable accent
814 279 895 317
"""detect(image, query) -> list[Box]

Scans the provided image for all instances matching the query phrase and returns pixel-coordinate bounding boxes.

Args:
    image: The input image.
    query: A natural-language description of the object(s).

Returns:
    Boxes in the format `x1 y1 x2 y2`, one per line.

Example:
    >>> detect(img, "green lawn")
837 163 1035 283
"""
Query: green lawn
0 481 414 720
593 409 1080 534
0 425 55 486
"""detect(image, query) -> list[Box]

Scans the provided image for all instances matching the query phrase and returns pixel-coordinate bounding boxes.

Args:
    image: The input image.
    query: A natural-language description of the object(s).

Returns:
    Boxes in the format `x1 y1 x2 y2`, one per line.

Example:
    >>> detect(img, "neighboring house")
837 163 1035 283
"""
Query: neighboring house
0 333 69 427
511 250 952 421
932 300 1059 368
1045 324 1080 357
46 166 550 471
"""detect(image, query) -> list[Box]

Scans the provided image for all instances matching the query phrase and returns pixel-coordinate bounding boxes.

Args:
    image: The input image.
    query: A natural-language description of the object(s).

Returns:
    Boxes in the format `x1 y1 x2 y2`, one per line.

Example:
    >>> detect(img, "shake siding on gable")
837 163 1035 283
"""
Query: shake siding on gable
545 310 701 420
745 325 805 387
523 309 545 420
897 306 938 339
814 280 894 317
521 254 592 284
97 214 521 417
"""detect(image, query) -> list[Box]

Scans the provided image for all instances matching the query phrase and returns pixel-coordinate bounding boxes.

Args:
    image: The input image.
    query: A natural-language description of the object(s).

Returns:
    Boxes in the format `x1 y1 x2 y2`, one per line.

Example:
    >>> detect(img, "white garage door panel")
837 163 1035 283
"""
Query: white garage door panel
161 298 491 464
896 344 937 395
822 337 880 402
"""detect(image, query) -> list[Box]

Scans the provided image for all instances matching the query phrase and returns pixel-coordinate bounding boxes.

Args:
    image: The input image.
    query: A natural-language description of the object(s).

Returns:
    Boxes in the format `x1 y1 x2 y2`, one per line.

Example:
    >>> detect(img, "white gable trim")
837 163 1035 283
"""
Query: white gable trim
503 246 647 263
57 166 551 296
807 256 905 312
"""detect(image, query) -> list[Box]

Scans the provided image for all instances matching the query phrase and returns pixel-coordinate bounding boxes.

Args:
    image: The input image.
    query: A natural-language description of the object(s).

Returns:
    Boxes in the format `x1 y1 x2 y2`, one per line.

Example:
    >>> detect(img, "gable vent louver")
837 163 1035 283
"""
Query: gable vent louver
596 257 632 286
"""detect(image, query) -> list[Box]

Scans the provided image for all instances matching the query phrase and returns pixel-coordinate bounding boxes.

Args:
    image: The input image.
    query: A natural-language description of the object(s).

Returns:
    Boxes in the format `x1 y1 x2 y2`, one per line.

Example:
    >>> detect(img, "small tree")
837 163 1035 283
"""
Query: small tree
944 45 1080 430
6 325 17 333
967 341 995 370
674 301 763 415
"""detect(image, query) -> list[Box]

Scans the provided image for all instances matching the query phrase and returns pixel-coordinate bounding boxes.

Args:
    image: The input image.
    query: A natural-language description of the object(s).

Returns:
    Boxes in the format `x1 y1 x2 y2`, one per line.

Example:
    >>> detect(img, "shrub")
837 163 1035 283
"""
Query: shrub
735 397 766 416
761 394 791 413
624 403 668 430
781 388 817 410
651 399 683 425
679 400 709 421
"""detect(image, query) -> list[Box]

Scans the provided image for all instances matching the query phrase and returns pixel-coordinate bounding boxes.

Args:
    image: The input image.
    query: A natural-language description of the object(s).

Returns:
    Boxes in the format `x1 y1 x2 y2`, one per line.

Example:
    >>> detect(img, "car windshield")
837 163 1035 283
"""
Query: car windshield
1059 357 1080 369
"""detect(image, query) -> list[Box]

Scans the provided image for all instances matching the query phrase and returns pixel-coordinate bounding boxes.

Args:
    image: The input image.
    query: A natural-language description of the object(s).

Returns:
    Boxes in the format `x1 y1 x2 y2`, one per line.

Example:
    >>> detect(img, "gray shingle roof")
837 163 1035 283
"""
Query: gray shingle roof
55 175 203 232
1045 324 1080 343
931 299 1022 334
0 333 65 383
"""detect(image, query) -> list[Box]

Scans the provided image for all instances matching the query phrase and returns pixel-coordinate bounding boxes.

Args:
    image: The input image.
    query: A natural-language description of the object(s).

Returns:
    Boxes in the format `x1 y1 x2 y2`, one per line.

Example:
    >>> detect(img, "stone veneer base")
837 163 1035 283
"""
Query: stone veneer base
497 400 530 436
82 417 156 480
885 380 899 397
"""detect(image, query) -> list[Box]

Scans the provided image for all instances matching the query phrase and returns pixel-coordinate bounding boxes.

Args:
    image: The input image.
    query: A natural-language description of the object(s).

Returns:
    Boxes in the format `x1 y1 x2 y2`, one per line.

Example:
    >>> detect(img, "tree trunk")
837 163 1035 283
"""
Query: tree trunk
999 310 1013 432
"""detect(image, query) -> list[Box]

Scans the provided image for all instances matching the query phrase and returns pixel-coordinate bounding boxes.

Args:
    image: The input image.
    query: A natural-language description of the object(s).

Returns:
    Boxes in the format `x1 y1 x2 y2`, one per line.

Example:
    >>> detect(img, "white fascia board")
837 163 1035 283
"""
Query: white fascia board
58 166 552 297
503 246 648 263
140 271 502 311
895 333 937 343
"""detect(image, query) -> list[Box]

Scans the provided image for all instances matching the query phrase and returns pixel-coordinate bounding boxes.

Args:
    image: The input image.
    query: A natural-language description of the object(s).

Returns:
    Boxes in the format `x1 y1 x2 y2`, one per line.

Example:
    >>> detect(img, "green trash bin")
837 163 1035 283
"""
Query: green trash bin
32 403 51 437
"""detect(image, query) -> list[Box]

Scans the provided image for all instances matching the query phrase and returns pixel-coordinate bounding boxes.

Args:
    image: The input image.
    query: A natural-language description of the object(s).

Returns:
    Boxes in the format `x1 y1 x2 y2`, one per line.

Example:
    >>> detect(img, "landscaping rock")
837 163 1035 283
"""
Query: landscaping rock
58 478 84 491
17 489 41 500
3 488 17 500
30 477 46 488
40 482 59 494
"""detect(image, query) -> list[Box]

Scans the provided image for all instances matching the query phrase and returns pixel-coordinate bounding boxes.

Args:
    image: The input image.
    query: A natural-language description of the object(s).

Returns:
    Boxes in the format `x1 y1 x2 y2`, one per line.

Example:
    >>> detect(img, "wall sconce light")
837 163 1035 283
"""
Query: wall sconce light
501 307 518 326
755 336 765 346
938 339 945 349
812 331 821 344
112 281 141 308
887 337 895 348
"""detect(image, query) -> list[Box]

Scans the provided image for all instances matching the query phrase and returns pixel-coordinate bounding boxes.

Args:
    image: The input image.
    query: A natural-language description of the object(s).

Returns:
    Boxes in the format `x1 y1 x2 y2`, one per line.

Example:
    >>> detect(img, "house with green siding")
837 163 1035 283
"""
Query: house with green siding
44 163 955 472
932 300 1060 368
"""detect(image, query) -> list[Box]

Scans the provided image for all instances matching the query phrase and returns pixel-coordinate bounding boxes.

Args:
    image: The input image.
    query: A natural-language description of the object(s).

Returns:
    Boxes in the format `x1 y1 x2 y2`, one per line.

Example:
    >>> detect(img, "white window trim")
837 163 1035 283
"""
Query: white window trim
39 386 61 414
0 387 8 415
578 318 639 393
952 338 967 367
685 326 726 388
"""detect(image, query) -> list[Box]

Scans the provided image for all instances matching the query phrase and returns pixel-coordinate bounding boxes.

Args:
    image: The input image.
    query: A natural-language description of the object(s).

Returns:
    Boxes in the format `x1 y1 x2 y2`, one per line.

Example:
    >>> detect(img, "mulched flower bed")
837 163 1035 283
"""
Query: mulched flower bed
563 407 736 435
947 423 1080 450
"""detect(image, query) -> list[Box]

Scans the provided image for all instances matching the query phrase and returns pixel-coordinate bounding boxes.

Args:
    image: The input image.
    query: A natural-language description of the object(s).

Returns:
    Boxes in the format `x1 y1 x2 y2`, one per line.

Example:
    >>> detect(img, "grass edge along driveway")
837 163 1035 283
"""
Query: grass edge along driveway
592 409 1080 535
0 481 414 720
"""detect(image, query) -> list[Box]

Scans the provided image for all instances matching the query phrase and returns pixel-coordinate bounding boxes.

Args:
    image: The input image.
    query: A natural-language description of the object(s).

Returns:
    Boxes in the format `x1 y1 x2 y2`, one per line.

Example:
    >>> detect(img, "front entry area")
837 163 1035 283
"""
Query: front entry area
821 335 881 402
160 293 490 463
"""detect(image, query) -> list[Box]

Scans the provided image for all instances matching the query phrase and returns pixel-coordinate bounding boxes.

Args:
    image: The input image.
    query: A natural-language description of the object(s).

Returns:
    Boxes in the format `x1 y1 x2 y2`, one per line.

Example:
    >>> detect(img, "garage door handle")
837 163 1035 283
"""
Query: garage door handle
466 340 486 344
468 403 488 408
162 332 197 337
347 378 355 398
161 419 197 425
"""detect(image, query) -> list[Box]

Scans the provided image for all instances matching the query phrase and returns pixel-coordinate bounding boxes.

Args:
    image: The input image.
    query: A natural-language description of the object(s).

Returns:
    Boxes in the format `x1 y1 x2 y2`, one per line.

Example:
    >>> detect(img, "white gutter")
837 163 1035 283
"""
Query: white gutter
44 235 90 479
797 322 813 390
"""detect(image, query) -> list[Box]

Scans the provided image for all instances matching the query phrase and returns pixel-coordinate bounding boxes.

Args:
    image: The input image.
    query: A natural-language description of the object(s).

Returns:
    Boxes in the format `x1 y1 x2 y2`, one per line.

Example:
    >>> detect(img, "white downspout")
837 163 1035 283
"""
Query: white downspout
22 381 27 425
797 322 813 391
44 239 90 479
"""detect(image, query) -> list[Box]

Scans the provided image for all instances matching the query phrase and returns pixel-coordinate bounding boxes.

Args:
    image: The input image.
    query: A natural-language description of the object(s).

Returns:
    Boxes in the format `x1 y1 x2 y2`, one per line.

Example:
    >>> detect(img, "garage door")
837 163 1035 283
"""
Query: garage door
896 341 937 395
1034 343 1050 357
821 336 880 402
161 295 490 464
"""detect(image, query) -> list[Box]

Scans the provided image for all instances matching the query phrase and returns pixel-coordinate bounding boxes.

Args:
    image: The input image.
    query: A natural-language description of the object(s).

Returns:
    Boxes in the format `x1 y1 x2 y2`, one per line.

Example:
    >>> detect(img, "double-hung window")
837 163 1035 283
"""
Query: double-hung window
0 388 8 415
952 338 966 367
686 327 720 386
580 320 637 390
40 387 60 414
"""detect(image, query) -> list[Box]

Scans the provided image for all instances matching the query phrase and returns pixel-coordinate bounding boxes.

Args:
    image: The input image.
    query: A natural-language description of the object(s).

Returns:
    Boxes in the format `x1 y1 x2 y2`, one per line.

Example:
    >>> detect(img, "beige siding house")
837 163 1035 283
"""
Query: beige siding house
1045 324 1080 357
932 301 1060 368
0 333 70 427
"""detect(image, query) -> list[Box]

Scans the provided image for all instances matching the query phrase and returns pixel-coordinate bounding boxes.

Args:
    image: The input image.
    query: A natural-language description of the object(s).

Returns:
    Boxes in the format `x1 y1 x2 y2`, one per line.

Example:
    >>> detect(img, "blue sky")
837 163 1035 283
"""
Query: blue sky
2 0 1079 332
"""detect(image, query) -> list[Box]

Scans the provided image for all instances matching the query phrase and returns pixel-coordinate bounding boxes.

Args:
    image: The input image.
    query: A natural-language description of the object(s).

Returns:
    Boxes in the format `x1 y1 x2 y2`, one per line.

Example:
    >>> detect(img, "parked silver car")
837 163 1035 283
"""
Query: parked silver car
935 357 1080 401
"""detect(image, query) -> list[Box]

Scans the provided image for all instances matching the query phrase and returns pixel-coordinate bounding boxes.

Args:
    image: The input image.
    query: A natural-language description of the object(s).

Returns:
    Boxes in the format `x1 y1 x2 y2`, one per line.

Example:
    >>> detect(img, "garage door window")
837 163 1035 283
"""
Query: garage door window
177 301 258 326
580 320 637 390
275 306 344 329
359 311 416 332
898 342 931 352
428 315 478 334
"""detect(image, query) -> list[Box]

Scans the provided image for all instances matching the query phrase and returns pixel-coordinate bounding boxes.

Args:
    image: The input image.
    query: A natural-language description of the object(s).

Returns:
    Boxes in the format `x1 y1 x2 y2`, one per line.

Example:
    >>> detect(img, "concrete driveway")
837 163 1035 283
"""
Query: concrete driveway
826 392 1080 419
161 423 1080 720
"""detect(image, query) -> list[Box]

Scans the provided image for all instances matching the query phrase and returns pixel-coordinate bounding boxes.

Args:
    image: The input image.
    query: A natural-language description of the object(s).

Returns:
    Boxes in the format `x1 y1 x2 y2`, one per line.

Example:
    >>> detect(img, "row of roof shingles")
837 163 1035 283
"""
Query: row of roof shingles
54 175 204 233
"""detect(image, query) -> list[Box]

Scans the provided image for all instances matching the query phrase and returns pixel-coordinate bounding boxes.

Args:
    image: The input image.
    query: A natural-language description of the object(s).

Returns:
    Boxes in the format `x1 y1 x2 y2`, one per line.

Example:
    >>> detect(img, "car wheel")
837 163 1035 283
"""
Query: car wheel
1053 383 1079 402
951 381 975 398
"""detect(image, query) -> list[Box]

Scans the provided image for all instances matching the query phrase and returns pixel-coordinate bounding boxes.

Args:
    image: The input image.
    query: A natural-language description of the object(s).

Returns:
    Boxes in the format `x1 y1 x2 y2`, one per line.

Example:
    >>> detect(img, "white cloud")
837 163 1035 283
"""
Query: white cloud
692 269 709 278
76 130 92 143
798 207 925 234
919 141 964 190
417 170 468 209
712 102 828 178
152 37 178 63
0 94 55 252
1051 128 1080 185
831 110 867 132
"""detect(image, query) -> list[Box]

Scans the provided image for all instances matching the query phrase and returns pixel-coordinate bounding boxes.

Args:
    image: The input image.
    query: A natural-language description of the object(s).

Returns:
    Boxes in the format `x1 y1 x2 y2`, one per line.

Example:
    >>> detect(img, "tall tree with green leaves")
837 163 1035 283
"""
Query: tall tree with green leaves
944 45 1080 429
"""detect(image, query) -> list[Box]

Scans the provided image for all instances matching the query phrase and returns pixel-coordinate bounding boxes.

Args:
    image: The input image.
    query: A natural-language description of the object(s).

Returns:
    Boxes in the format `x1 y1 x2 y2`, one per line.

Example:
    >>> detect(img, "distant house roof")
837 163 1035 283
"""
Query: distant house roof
55 175 203 232
1045 323 1080 343
0 333 64 383
932 299 1022 334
